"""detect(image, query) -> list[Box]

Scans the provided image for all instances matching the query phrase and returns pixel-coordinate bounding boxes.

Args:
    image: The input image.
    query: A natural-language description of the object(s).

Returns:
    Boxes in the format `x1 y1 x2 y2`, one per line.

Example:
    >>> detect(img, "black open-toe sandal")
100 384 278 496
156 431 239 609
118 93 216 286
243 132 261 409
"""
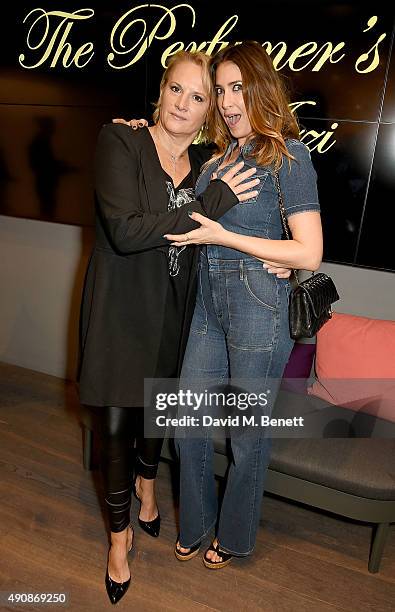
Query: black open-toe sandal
203 539 233 569
174 537 201 561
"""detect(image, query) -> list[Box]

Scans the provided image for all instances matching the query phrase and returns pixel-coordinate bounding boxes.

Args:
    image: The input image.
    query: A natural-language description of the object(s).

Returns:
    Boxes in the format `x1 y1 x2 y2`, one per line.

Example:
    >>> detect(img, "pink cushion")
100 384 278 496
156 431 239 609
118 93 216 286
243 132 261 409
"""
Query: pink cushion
308 312 395 422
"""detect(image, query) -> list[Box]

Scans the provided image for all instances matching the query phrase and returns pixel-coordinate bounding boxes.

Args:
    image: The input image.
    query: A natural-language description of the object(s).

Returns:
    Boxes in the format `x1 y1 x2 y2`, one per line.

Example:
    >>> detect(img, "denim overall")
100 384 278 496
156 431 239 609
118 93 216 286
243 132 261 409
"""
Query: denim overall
177 139 320 555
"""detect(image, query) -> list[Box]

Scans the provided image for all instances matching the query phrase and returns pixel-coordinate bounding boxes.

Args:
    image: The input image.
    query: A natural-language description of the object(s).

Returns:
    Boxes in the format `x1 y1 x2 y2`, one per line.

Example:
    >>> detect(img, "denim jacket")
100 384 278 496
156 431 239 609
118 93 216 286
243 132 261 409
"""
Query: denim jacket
195 138 320 260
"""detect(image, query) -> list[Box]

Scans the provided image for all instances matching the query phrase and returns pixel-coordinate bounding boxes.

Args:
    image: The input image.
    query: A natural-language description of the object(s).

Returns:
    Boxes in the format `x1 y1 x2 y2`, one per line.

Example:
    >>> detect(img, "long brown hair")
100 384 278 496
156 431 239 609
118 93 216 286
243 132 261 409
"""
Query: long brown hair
152 51 215 144
207 41 300 170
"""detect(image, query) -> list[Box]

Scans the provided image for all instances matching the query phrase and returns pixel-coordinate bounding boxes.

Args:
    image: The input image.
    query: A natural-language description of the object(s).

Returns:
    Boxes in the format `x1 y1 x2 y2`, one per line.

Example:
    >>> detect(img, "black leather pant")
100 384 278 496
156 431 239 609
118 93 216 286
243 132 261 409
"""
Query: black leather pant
99 406 163 533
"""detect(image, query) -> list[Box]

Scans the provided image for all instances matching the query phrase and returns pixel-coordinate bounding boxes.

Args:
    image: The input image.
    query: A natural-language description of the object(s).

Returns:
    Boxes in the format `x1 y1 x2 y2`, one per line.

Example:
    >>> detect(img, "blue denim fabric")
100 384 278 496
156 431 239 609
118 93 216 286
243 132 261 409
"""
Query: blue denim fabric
194 138 320 260
176 139 319 556
176 251 294 555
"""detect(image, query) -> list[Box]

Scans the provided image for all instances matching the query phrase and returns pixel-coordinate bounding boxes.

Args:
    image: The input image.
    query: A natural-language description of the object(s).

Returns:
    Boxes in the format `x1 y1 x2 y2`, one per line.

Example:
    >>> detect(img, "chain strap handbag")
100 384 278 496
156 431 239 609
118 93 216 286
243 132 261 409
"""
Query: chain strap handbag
273 172 339 340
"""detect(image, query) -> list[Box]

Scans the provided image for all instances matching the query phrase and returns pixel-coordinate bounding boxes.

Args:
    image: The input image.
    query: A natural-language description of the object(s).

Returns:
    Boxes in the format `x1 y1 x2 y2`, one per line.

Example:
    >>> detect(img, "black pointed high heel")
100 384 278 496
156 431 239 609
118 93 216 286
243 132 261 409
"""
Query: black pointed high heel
133 477 161 538
105 570 131 605
138 512 161 538
105 527 133 605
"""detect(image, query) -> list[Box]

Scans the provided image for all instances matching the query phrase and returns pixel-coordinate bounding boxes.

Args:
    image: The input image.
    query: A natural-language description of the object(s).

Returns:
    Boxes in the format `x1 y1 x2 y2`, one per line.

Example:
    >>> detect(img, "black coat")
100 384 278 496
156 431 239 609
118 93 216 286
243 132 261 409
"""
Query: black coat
78 124 237 407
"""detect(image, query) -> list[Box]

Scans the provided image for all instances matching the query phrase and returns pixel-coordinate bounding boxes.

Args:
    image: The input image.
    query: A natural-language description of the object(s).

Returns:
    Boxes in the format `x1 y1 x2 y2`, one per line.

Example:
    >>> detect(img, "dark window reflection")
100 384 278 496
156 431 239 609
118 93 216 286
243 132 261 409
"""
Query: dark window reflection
0 147 14 215
28 117 76 220
304 119 377 264
381 50 395 123
355 123 395 270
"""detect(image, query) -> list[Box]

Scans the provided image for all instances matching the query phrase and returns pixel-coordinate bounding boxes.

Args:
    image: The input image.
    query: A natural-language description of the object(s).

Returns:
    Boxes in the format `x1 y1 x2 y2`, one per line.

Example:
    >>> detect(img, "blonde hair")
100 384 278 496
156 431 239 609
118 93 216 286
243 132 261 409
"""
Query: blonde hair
152 51 215 143
207 41 300 170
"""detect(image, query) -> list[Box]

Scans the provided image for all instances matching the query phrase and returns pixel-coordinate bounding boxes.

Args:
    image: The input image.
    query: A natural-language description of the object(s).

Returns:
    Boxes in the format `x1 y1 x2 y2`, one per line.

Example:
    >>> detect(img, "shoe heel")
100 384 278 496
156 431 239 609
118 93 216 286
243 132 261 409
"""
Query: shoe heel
134 476 161 538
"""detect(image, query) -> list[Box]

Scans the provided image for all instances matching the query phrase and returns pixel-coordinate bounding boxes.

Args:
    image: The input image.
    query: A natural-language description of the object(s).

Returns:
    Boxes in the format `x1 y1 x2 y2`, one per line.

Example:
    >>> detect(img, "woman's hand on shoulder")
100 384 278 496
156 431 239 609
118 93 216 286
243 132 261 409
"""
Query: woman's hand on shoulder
112 118 148 130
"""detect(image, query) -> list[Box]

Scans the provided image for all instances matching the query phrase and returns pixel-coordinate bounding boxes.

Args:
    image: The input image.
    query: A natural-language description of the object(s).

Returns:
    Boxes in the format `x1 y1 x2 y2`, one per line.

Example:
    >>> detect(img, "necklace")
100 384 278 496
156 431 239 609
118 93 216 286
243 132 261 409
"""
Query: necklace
152 128 187 176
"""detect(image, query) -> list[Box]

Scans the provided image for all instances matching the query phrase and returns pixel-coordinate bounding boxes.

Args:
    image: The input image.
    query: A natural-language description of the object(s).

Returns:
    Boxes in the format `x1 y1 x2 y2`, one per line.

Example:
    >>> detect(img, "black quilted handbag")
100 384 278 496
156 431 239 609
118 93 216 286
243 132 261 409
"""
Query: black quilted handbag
273 172 339 340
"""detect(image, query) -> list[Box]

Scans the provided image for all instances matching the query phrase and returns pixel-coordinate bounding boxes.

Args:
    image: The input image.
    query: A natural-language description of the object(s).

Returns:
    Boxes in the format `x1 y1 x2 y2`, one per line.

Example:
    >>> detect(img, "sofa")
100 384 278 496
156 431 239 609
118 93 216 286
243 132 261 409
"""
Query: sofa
80 311 395 573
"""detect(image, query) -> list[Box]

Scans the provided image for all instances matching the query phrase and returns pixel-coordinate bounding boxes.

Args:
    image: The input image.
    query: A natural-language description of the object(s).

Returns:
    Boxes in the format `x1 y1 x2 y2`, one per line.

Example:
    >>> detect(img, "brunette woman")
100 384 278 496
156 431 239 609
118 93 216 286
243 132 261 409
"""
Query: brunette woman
166 41 323 568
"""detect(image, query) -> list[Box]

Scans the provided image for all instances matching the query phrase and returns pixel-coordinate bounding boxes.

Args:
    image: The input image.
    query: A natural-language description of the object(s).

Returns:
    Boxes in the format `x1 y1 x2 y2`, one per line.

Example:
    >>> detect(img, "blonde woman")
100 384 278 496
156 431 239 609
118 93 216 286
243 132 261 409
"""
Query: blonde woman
78 51 261 603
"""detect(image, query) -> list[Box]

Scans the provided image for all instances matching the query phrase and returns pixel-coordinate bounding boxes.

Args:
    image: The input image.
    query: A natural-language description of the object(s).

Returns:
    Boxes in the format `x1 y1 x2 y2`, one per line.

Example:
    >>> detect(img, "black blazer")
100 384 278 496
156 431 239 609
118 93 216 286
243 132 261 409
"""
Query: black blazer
78 124 237 407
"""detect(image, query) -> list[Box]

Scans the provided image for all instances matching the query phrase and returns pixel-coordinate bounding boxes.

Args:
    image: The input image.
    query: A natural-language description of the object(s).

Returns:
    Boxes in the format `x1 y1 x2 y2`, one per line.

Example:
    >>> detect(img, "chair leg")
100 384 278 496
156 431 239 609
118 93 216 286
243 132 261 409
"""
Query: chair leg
83 426 93 471
368 522 390 573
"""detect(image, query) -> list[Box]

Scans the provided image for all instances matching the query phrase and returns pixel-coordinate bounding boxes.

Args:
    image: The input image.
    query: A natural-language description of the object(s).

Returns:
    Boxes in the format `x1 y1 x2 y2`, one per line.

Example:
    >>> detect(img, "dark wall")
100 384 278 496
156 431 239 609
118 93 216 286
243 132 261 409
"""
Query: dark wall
1 2 394 271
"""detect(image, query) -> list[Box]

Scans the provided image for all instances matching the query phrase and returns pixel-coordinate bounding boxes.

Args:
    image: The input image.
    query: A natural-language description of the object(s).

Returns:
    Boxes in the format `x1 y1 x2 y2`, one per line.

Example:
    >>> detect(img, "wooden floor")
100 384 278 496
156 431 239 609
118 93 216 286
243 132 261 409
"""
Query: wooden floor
0 362 394 612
